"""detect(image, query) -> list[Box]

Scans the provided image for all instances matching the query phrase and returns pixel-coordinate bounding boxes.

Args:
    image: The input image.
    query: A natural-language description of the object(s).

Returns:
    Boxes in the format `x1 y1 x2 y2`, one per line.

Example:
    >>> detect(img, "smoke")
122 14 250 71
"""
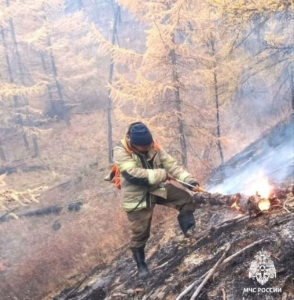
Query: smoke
207 116 294 196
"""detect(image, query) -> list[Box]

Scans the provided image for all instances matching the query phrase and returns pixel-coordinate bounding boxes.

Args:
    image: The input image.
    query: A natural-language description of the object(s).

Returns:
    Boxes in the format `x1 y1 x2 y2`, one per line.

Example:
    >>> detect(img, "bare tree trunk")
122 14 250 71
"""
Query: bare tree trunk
170 48 187 167
290 63 294 111
47 35 70 126
32 135 40 157
0 140 7 163
40 52 57 116
213 70 224 165
0 25 29 150
106 1 120 164
211 40 224 165
6 0 26 89
0 26 18 107
26 108 40 157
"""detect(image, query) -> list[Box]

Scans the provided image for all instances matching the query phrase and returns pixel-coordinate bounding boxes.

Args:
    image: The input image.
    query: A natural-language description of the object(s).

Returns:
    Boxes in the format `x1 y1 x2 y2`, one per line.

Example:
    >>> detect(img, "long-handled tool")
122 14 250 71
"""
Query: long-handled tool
171 178 207 193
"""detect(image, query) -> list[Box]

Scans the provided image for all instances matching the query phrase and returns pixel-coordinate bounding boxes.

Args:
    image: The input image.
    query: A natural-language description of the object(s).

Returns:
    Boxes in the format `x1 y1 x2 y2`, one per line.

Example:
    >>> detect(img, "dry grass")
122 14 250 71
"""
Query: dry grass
4 112 120 191
0 193 177 300
0 112 128 299
0 187 130 299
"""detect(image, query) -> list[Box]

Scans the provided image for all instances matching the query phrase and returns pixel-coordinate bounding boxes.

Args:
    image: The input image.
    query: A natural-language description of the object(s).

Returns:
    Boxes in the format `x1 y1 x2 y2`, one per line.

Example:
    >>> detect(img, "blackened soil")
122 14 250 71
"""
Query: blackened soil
54 200 294 300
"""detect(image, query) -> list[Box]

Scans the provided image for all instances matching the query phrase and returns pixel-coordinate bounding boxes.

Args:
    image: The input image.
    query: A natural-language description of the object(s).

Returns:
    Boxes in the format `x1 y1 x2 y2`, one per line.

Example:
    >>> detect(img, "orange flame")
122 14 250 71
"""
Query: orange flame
230 195 243 213
246 172 272 199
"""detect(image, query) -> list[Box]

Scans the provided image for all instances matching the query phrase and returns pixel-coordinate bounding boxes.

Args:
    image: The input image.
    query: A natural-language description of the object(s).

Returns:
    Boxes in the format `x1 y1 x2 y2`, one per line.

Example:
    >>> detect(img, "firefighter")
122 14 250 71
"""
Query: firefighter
113 122 199 279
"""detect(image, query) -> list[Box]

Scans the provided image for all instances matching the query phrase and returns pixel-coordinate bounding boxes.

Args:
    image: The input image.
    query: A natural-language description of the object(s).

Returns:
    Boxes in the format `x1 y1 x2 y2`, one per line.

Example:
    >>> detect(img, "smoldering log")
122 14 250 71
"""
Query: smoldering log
193 185 294 216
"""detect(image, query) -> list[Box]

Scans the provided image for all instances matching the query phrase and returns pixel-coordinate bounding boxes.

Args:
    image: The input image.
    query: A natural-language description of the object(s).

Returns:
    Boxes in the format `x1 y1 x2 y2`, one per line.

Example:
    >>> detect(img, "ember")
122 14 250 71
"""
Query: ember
257 198 271 211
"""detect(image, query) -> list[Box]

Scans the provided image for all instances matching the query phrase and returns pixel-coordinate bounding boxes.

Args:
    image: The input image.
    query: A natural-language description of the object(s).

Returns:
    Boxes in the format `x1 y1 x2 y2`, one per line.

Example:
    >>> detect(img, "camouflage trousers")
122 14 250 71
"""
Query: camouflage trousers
126 183 195 249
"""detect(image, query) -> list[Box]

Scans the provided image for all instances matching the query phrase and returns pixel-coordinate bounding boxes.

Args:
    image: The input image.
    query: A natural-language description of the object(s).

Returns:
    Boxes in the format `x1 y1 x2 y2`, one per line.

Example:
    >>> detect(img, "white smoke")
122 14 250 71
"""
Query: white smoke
207 119 294 196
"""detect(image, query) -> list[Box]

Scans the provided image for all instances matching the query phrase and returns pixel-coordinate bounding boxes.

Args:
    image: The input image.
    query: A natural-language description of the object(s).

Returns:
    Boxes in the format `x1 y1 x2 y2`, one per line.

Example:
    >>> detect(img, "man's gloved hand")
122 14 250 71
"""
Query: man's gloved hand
187 180 199 191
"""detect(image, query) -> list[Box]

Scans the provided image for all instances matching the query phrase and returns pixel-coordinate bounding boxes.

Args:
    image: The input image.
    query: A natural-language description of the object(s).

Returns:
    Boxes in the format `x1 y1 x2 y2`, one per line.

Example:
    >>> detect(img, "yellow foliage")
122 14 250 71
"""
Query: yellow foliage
0 174 47 215
0 82 46 98
90 24 142 68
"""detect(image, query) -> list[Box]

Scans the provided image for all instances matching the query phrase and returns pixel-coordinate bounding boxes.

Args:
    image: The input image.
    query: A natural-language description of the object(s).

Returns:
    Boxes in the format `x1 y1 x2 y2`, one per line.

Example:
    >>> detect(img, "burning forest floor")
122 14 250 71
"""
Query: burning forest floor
52 182 294 300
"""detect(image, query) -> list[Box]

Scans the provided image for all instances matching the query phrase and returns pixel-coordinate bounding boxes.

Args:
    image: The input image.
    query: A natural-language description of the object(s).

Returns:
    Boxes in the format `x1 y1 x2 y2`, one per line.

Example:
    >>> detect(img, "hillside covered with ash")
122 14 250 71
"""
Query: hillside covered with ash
53 117 294 300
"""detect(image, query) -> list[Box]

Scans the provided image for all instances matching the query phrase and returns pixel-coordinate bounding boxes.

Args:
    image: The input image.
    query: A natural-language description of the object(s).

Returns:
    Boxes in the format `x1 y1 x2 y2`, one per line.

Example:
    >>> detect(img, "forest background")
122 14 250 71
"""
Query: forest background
0 0 293 299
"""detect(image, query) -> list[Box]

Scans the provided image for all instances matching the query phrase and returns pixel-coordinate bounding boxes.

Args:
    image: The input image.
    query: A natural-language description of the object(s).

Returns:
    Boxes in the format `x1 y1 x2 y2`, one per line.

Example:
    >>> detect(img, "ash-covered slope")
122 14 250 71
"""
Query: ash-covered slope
53 190 294 300
52 117 294 300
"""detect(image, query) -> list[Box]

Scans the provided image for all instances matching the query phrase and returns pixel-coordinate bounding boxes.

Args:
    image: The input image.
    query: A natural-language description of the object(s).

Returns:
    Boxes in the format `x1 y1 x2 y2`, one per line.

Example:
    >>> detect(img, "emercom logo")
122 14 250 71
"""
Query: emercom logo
249 250 276 285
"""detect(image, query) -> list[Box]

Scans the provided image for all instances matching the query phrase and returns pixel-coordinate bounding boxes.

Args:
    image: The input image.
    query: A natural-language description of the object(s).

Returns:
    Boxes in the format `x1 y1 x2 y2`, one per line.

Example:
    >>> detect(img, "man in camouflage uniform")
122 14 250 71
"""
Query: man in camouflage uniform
113 122 199 279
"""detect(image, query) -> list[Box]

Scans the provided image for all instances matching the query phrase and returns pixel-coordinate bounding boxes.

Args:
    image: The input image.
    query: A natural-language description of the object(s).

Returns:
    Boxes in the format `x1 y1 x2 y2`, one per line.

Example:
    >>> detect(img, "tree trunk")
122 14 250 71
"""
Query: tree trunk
26 108 40 157
40 52 57 116
290 63 294 111
213 71 224 165
170 48 187 167
32 135 40 157
47 35 70 126
6 0 26 88
48 36 70 126
0 26 19 107
0 140 7 163
18 115 30 149
106 1 120 164
1 27 30 149
211 39 224 165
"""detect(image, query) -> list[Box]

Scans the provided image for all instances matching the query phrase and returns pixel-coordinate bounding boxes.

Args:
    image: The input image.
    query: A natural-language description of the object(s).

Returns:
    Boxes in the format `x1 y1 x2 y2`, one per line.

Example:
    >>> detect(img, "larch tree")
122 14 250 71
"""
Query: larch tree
207 0 294 119
0 0 48 160
97 0 200 167
95 0 260 172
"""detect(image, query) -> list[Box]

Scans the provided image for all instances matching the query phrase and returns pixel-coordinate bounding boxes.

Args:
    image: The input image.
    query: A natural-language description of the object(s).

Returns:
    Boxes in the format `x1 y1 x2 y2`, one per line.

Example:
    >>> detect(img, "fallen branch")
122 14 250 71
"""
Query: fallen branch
221 288 226 300
152 259 171 271
175 278 200 300
221 238 267 266
193 214 248 246
0 208 18 222
61 273 90 300
283 197 294 214
190 241 233 300
176 237 266 300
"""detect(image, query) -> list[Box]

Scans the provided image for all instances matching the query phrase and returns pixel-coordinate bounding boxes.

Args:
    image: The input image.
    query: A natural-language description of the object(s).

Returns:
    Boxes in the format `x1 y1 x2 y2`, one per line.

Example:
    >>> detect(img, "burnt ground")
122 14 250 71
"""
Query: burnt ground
53 117 294 300
52 185 294 300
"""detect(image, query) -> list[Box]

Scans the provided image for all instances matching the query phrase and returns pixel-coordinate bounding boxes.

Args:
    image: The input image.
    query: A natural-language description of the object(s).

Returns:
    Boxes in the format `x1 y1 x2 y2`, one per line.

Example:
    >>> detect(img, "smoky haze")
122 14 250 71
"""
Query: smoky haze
207 115 294 196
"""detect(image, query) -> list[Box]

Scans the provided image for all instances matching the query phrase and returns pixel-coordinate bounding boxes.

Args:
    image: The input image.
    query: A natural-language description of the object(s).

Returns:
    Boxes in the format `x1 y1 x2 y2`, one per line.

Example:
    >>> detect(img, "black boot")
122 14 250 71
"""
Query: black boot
177 210 195 237
131 247 150 279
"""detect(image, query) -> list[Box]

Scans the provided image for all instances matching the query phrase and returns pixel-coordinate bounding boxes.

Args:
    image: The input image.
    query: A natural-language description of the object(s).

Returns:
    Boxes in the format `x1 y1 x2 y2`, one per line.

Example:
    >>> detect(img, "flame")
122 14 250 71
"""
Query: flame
258 198 271 211
231 200 241 211
246 172 272 199
230 194 243 213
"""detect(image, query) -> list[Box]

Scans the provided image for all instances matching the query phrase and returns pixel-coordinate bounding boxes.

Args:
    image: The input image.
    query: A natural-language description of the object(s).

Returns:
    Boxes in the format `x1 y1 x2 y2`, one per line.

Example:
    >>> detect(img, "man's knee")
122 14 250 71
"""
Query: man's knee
127 209 152 248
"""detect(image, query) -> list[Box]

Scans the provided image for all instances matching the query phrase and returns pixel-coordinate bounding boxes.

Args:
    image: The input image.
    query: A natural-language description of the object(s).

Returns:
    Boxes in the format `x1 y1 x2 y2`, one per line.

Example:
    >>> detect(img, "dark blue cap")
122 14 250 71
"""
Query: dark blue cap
129 123 153 146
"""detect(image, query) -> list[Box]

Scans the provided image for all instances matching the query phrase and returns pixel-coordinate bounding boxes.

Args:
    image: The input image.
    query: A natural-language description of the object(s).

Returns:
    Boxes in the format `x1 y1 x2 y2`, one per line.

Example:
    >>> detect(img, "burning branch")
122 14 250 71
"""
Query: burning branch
193 178 294 217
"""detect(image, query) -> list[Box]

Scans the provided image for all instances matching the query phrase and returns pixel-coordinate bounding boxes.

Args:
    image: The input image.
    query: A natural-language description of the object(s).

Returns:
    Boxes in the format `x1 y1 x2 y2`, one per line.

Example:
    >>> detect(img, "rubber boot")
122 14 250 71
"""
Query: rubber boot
131 247 150 279
177 210 195 237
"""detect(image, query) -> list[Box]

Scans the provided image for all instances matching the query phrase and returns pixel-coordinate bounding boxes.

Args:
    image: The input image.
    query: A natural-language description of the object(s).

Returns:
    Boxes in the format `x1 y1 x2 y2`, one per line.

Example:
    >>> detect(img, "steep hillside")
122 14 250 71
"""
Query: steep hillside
51 186 294 300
